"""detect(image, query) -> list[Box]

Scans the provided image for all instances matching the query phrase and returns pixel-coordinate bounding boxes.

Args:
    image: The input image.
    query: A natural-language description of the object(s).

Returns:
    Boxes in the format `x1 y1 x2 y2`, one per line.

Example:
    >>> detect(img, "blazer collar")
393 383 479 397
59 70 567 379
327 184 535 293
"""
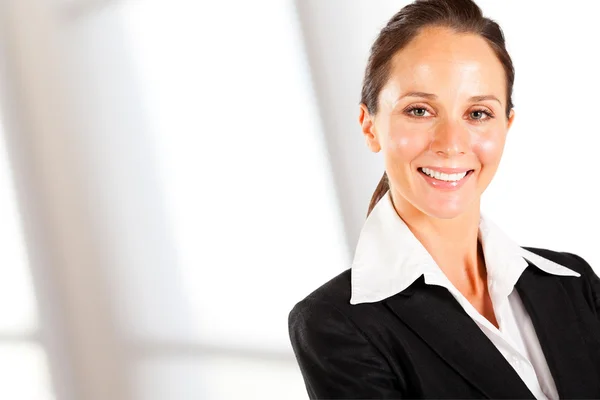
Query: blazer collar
383 263 600 399
350 190 580 305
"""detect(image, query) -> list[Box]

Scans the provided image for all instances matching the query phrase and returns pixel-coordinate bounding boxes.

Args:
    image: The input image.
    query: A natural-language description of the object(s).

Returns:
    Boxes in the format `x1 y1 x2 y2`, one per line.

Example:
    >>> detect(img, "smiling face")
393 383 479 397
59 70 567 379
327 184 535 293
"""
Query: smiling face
360 26 515 220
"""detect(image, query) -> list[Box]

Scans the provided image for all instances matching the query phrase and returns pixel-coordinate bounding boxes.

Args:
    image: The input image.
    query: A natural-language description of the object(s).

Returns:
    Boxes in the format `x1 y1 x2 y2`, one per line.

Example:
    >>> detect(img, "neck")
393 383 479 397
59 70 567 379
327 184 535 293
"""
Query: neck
389 189 487 296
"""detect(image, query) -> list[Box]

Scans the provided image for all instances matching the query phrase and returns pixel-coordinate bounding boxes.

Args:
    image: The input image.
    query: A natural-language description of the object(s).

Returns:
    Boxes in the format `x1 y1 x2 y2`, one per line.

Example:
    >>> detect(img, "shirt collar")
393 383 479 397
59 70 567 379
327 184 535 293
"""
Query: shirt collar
350 190 580 305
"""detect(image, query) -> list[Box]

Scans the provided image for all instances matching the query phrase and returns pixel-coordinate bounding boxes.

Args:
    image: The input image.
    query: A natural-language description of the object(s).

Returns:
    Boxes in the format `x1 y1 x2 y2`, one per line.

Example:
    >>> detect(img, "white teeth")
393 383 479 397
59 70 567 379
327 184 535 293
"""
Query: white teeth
421 167 468 181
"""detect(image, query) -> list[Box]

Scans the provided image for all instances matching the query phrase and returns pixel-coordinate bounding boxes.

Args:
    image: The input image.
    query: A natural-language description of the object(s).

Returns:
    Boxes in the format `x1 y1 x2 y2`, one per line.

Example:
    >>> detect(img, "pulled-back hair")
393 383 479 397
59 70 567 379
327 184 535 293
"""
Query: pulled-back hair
363 0 514 216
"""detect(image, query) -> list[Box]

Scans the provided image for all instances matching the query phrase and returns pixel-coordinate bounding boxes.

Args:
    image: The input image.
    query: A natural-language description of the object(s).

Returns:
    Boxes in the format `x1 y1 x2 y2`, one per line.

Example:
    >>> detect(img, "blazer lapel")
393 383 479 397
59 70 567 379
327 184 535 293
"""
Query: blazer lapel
516 259 600 398
385 277 535 399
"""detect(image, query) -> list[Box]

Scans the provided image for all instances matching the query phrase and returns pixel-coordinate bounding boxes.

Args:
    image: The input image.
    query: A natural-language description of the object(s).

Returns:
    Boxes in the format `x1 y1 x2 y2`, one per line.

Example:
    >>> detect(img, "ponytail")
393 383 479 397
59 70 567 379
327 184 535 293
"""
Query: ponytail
367 171 389 217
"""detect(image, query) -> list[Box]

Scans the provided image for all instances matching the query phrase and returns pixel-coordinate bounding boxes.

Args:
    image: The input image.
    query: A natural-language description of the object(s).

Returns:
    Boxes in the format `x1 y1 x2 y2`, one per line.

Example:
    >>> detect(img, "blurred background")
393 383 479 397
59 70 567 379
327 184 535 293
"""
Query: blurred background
0 0 598 399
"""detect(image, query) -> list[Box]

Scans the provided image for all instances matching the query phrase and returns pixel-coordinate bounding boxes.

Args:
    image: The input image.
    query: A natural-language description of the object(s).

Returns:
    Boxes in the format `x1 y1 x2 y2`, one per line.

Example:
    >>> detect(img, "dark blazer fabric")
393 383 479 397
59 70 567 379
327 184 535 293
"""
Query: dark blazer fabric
288 247 600 399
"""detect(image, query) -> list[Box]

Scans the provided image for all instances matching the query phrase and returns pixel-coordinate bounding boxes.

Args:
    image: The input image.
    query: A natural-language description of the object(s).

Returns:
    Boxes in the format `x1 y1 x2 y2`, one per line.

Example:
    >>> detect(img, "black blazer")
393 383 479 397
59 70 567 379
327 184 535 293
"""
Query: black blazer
288 247 600 399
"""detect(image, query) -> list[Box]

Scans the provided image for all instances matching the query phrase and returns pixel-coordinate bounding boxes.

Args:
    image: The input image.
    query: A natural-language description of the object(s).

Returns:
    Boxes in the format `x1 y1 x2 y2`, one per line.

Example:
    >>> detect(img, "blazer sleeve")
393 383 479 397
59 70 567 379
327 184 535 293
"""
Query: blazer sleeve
566 252 600 318
288 296 406 399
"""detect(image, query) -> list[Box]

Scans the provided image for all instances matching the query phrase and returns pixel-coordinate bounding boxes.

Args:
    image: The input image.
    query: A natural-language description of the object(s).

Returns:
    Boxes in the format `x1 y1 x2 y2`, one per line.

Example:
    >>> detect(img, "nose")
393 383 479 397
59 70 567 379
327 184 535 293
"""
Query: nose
429 119 469 157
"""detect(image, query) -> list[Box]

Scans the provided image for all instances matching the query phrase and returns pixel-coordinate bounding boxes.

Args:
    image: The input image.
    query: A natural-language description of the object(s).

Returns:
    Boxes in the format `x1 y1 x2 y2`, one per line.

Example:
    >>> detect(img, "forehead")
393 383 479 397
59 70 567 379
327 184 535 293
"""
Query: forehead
386 26 506 103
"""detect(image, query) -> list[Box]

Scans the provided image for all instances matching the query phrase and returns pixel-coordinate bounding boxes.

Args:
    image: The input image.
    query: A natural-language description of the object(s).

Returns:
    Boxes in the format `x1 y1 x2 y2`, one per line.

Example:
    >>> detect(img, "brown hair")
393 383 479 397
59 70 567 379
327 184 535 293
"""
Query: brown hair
363 0 515 217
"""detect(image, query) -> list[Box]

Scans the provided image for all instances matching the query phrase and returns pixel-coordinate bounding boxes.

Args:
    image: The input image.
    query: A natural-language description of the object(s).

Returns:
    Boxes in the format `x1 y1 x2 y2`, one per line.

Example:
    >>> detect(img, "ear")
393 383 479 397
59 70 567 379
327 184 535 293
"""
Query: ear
506 108 515 131
359 104 381 153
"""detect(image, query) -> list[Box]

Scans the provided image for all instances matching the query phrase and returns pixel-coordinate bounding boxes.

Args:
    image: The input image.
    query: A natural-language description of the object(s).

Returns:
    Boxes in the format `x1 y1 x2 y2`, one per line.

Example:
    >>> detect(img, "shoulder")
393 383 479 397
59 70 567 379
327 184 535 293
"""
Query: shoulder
288 268 353 324
287 268 397 348
287 269 371 360
524 246 600 317
522 245 595 277
287 267 389 339
286 272 407 398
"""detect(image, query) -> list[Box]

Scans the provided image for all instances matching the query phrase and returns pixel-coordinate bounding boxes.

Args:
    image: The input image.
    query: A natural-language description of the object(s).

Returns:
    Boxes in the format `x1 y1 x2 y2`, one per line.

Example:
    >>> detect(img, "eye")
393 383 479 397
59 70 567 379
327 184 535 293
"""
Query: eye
469 108 494 122
405 106 433 118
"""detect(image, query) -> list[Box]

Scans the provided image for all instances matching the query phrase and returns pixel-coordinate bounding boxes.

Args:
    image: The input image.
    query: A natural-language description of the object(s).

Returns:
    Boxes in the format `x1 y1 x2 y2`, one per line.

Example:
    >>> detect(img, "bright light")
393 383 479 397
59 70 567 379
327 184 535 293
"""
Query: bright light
0 107 38 334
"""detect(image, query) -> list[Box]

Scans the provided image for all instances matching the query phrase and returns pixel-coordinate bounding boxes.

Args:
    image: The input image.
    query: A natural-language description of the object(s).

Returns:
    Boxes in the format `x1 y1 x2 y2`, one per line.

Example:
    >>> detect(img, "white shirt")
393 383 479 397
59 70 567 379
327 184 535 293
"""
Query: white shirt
349 190 581 400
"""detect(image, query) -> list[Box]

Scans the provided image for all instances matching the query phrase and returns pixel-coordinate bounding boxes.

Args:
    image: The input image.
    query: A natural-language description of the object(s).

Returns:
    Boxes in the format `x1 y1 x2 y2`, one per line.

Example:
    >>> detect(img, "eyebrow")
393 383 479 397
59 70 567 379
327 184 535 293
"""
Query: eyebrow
398 92 502 104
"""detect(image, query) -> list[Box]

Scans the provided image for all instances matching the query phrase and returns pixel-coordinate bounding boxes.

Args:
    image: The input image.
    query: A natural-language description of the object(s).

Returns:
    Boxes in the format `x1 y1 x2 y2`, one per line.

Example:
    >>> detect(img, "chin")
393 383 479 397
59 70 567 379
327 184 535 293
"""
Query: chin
423 208 464 219
425 208 466 220
418 199 475 220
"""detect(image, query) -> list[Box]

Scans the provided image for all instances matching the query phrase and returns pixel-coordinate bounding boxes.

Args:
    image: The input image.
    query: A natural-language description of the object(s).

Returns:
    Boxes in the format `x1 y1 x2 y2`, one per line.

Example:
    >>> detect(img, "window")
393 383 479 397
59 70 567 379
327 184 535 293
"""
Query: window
0 110 54 399
118 1 349 398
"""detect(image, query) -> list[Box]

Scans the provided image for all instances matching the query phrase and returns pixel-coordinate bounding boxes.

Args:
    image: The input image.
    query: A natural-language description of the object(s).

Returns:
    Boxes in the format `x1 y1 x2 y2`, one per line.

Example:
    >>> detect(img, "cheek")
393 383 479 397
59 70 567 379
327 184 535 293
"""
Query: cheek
385 125 429 160
472 129 507 165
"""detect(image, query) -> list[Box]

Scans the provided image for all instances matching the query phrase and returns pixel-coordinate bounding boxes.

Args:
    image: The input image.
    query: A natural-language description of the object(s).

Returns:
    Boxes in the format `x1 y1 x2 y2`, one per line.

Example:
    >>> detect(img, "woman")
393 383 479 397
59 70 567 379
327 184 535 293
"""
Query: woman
288 0 600 399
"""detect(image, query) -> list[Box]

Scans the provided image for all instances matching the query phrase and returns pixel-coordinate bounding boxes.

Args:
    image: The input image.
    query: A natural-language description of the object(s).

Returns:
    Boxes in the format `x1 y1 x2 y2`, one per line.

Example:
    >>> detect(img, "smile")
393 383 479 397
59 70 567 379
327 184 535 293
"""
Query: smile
418 167 474 190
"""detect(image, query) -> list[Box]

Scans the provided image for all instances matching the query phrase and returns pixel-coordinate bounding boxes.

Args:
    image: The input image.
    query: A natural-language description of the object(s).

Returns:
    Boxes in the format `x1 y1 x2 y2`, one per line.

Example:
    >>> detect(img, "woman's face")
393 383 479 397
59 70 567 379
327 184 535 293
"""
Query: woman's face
360 26 514 220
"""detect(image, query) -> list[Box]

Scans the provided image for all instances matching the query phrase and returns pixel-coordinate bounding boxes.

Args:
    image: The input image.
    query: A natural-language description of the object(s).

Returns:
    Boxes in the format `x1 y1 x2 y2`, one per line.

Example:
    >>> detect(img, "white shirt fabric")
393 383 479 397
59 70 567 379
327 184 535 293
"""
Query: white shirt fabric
349 190 581 400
